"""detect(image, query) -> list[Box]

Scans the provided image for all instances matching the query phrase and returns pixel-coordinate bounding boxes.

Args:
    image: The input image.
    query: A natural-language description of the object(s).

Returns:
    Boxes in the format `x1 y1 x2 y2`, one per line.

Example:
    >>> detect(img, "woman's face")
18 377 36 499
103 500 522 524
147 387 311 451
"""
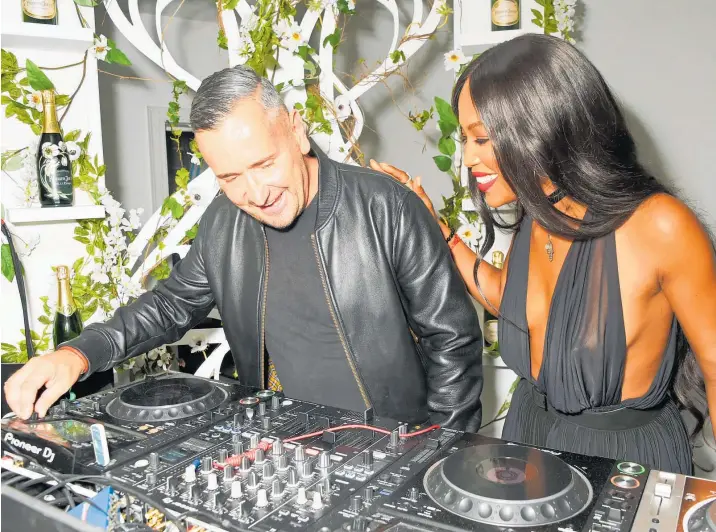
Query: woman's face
458 81 517 208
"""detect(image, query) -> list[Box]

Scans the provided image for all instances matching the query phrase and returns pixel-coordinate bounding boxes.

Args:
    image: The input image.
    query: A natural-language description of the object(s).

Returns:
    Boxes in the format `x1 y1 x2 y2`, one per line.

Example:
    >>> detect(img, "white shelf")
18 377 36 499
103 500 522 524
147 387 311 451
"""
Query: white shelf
7 205 105 224
1 21 94 53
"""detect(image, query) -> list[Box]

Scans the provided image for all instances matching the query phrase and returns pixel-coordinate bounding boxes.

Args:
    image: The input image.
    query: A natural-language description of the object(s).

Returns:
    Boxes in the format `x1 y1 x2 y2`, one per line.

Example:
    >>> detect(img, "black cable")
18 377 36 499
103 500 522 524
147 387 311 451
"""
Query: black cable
1 220 35 358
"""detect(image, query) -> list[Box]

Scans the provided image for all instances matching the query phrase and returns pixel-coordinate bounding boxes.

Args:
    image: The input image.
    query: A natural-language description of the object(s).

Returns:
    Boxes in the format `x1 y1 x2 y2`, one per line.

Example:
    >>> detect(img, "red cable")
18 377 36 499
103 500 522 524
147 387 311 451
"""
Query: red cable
399 424 441 438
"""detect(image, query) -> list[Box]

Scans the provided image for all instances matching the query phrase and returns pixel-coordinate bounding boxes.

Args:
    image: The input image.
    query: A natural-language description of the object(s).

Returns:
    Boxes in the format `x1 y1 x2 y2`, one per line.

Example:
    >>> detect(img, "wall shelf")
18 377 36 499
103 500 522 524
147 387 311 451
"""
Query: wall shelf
6 205 105 224
1 22 94 53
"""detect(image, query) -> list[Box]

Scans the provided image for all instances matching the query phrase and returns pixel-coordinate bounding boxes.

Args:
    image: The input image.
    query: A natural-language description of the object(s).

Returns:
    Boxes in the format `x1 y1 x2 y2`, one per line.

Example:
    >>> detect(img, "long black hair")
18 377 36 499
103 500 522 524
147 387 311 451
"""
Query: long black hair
453 33 708 435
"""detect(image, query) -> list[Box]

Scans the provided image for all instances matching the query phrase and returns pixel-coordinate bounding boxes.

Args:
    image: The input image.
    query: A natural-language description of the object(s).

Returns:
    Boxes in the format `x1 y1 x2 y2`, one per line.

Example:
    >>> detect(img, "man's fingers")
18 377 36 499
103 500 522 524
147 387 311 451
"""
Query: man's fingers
35 380 70 418
13 366 52 419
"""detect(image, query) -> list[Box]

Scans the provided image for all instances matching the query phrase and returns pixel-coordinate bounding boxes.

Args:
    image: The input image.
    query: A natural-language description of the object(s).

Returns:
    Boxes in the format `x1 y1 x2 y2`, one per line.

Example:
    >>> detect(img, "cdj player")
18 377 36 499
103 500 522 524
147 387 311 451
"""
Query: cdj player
1 372 714 532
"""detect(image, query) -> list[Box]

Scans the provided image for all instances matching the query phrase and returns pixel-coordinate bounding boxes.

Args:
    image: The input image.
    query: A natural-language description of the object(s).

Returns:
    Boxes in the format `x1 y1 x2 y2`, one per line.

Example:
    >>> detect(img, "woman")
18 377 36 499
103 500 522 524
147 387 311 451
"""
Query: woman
371 34 716 474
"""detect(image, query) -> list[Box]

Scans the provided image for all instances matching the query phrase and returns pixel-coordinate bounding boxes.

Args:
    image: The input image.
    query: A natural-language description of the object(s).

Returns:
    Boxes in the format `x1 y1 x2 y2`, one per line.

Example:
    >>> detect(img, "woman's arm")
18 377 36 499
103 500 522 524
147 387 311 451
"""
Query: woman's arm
369 160 504 311
650 194 716 440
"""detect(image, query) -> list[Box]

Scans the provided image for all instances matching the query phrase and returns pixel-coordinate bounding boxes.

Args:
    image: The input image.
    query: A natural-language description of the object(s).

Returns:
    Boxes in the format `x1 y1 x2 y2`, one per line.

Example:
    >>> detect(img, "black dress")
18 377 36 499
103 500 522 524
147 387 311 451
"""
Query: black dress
499 215 693 474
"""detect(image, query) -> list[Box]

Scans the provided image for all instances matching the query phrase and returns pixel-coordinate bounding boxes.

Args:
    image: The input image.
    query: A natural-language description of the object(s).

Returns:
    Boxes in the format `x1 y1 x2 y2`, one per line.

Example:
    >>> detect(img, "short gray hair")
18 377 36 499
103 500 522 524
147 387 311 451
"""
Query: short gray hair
190 65 286 131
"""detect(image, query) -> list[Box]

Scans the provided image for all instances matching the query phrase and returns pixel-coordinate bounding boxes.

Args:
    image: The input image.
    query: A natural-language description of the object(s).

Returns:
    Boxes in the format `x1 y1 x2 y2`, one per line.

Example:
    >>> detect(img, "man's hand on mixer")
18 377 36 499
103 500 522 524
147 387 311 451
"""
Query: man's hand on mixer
3 349 87 419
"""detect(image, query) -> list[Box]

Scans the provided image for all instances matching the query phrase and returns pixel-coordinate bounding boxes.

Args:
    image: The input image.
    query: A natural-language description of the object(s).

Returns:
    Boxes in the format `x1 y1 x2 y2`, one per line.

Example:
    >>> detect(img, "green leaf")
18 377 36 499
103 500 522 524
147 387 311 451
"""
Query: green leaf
1 50 19 75
434 97 458 128
274 82 285 93
217 29 228 50
438 120 457 137
433 155 453 172
64 129 81 142
73 0 99 5
18 77 29 86
105 47 132 66
54 94 70 106
1 244 15 282
322 28 341 49
389 50 406 64
175 167 190 189
438 136 456 156
25 60 54 91
185 224 199 240
531 8 543 20
2 154 24 172
31 123 42 135
336 0 356 14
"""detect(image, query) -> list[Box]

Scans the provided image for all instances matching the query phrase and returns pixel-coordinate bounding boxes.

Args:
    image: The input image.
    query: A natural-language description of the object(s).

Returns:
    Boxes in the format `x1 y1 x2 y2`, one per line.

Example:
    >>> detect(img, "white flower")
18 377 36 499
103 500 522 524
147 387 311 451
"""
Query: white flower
276 18 305 52
42 142 60 158
333 95 352 121
28 92 43 112
188 152 201 166
191 338 209 353
124 208 143 230
65 141 81 161
457 223 481 250
90 262 110 284
444 49 468 71
90 35 111 61
242 10 260 32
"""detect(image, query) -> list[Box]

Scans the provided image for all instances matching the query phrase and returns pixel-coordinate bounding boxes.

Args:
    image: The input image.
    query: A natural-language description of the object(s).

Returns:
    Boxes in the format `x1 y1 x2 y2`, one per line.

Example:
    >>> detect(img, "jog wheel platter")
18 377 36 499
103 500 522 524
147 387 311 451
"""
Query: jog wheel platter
423 444 593 528
105 376 228 422
685 498 716 532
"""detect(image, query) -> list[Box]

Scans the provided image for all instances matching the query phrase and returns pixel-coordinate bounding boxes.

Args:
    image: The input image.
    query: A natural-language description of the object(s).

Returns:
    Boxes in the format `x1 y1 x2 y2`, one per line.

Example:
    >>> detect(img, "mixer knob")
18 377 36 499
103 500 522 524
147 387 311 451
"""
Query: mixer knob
233 412 244 429
398 424 408 436
319 477 331 497
60 399 69 412
408 487 419 502
362 450 373 471
318 451 331 469
185 465 197 483
188 483 200 504
297 487 308 505
149 452 159 470
295 444 306 462
247 471 259 489
234 499 245 517
233 439 244 456
287 466 299 487
208 490 219 509
311 491 324 510
207 472 219 491
246 407 255 421
300 460 313 478
223 465 234 482
240 456 252 472
92 400 101 412
250 434 260 449
262 417 272 430
254 449 266 463
363 486 374 503
271 479 283 498
389 429 400 449
146 472 157 486
352 517 367 532
262 462 275 479
258 402 267 416
256 488 269 508
202 456 213 473
165 476 177 495
218 448 228 463
271 395 280 410
350 495 362 513
277 454 290 471
272 438 285 457
230 480 243 499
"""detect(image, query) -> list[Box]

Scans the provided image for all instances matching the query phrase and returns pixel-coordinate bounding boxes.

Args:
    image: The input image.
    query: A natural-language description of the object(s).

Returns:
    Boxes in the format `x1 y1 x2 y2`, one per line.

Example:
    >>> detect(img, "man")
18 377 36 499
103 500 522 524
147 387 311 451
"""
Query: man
5 66 483 430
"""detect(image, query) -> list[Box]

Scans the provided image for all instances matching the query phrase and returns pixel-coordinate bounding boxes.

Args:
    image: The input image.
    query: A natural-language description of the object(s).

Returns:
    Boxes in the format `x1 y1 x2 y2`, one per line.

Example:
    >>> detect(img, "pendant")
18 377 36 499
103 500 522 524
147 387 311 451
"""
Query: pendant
545 236 554 262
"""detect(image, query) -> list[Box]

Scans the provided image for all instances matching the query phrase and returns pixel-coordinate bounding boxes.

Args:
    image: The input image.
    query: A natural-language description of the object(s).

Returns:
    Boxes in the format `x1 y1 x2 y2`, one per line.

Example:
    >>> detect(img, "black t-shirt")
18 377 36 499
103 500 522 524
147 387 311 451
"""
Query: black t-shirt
264 196 366 412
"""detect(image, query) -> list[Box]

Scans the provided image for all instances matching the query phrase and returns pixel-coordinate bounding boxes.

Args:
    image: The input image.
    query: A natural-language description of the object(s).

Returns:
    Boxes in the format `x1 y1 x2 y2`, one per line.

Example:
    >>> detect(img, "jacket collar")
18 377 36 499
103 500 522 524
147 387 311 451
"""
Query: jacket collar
309 139 340 231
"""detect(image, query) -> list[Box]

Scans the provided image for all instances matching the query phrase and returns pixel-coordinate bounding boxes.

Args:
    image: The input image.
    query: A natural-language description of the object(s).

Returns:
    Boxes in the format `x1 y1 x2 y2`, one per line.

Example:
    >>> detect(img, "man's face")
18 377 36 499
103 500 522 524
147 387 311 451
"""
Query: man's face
196 99 313 229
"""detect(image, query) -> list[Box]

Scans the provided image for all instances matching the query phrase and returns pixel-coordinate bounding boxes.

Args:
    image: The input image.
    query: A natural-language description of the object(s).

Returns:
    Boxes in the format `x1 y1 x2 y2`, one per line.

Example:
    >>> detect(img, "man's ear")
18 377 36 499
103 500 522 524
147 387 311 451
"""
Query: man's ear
289 108 311 155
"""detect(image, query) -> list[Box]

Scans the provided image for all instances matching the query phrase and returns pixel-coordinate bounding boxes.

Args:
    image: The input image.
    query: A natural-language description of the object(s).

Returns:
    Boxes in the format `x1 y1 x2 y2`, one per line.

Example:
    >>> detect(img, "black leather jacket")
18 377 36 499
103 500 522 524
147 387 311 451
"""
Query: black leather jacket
68 145 483 431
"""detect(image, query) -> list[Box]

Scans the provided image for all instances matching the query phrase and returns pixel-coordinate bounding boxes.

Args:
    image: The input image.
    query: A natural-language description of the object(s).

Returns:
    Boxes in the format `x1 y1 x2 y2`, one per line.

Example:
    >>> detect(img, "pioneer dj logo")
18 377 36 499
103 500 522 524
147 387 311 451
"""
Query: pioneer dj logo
3 433 55 463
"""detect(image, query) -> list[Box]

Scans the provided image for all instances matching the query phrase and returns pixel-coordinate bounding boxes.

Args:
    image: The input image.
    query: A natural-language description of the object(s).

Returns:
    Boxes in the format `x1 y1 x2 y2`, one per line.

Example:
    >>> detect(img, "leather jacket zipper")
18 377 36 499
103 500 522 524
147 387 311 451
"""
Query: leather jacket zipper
311 234 372 409
259 230 270 387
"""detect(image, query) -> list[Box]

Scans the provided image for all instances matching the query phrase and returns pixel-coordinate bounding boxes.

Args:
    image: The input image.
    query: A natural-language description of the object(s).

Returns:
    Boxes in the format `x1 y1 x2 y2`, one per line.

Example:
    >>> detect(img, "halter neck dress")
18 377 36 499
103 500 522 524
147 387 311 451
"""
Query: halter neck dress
498 214 693 474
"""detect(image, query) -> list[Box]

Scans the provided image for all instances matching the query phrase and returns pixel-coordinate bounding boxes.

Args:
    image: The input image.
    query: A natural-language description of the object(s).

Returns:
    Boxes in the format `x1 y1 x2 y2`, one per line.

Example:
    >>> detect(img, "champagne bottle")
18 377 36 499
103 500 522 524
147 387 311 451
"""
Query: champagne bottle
483 251 504 357
53 265 83 350
22 0 58 25
38 90 74 207
491 0 520 31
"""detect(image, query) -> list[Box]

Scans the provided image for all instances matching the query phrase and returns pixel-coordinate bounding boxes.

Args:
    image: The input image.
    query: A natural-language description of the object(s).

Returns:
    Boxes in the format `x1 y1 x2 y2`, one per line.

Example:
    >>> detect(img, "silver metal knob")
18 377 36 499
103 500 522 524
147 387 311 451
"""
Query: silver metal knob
389 429 400 448
350 495 362 513
233 439 244 456
272 438 284 457
223 465 234 482
300 460 313 478
262 461 275 479
318 451 331 469
218 448 228 463
277 454 290 471
247 471 259 489
250 433 260 449
262 416 271 430
294 444 306 462
258 402 267 416
362 450 373 471
398 424 408 436
271 396 280 410
149 452 159 470
287 466 299 486
230 480 242 499
254 448 266 463
256 488 269 507
240 456 251 472
271 479 283 498
202 455 213 473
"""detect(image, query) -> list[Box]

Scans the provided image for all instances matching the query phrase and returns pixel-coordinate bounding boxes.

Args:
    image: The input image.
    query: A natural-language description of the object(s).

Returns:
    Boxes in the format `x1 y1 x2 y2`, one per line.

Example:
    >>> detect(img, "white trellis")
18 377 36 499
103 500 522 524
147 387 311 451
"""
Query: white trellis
105 0 443 379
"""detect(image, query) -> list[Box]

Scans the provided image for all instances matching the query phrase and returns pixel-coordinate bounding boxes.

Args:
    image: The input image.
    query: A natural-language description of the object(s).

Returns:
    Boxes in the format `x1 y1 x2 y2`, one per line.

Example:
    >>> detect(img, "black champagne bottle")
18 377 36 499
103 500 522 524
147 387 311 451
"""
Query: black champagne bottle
53 265 83 349
491 0 520 31
22 0 58 25
38 90 74 207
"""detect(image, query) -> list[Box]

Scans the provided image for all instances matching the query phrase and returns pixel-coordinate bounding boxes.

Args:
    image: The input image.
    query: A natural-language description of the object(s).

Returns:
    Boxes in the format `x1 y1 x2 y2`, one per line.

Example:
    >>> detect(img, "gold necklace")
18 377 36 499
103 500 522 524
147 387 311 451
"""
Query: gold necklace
545 234 554 262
